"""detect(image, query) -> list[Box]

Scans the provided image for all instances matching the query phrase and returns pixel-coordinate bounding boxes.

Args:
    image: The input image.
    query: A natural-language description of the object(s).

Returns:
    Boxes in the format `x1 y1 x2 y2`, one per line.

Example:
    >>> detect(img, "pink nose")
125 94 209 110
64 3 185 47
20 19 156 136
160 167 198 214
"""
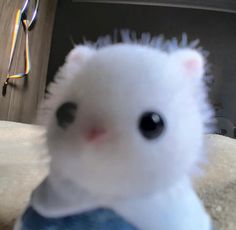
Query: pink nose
86 128 107 142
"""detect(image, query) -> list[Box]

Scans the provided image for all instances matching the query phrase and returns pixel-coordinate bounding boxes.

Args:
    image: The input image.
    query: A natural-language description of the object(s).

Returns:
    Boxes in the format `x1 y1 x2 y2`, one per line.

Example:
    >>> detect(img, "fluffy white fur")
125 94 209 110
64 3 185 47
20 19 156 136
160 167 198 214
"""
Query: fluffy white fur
24 36 214 230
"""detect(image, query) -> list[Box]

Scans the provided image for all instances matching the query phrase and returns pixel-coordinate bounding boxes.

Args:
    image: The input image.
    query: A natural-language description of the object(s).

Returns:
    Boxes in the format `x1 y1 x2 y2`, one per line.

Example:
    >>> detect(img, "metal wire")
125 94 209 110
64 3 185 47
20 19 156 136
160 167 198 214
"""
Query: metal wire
2 0 40 96
29 0 40 30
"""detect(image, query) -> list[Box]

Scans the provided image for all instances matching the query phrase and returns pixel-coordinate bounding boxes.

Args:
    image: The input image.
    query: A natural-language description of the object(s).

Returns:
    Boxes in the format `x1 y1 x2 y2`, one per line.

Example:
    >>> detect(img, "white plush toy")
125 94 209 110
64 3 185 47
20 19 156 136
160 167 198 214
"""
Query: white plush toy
15 34 214 230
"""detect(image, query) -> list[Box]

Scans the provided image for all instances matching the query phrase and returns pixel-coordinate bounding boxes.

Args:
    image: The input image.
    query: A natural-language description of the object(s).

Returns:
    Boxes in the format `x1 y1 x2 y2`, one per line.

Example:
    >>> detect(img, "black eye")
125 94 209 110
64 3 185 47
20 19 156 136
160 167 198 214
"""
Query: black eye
56 102 77 129
139 112 165 140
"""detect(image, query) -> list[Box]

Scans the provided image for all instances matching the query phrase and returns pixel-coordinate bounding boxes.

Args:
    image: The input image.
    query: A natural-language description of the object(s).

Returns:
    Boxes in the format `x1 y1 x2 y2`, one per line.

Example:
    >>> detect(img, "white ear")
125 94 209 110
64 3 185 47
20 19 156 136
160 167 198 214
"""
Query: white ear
65 45 95 76
170 49 205 80
36 46 95 126
66 45 95 64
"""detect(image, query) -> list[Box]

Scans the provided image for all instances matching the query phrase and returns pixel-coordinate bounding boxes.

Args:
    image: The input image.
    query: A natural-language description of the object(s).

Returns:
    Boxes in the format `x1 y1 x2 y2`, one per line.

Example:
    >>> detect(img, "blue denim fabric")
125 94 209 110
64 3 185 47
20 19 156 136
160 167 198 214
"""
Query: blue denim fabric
21 207 138 230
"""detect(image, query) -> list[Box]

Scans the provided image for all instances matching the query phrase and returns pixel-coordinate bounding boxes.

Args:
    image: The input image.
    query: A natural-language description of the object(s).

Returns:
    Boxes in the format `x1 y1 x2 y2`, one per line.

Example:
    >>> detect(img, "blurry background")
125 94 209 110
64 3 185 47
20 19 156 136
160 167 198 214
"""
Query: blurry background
0 0 57 122
1 0 236 138
48 0 236 137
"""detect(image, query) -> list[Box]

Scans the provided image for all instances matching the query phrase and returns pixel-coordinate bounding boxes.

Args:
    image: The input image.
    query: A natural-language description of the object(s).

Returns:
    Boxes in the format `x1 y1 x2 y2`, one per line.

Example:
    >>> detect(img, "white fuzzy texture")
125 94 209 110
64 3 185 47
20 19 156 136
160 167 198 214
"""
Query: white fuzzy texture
32 36 214 230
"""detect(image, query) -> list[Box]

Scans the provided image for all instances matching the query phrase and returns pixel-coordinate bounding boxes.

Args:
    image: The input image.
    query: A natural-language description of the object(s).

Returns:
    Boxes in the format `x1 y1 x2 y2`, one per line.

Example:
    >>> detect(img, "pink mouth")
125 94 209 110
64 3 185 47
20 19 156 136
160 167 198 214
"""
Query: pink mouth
86 128 107 142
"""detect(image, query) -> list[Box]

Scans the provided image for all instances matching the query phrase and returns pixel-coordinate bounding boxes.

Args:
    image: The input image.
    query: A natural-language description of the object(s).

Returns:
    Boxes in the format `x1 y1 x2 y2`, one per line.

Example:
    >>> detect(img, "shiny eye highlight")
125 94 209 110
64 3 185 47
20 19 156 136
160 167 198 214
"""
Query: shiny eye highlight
139 112 165 140
56 102 77 129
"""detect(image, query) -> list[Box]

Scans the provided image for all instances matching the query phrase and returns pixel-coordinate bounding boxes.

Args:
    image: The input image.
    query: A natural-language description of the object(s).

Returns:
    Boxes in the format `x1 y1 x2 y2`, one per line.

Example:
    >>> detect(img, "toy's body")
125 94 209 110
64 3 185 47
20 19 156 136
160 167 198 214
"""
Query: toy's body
17 177 211 230
15 35 214 230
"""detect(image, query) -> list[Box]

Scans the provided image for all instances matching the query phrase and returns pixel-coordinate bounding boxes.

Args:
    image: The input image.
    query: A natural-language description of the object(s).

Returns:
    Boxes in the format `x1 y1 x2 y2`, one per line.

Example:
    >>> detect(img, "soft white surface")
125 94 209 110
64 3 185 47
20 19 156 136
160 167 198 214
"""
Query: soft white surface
0 121 49 229
0 121 235 230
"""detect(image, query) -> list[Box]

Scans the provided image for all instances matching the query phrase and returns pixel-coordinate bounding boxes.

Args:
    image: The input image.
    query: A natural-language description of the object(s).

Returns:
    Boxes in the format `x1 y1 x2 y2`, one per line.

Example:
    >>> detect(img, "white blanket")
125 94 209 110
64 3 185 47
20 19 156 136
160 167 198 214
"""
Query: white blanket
0 121 235 230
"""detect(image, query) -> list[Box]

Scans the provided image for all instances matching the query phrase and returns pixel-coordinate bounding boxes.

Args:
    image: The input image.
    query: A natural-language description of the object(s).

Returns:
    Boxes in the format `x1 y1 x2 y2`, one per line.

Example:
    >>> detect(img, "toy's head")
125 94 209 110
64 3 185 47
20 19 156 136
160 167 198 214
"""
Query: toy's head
40 42 213 199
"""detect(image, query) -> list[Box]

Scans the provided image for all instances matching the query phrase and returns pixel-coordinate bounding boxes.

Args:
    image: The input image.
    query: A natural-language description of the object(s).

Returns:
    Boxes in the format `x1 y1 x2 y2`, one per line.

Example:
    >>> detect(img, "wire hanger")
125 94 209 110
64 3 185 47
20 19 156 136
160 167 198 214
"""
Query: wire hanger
2 0 40 96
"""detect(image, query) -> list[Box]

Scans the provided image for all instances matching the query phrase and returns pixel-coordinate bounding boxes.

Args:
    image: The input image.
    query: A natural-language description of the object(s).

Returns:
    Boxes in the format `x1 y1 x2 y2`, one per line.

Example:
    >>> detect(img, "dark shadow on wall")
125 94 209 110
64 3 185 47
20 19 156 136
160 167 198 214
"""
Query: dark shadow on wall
47 0 236 127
